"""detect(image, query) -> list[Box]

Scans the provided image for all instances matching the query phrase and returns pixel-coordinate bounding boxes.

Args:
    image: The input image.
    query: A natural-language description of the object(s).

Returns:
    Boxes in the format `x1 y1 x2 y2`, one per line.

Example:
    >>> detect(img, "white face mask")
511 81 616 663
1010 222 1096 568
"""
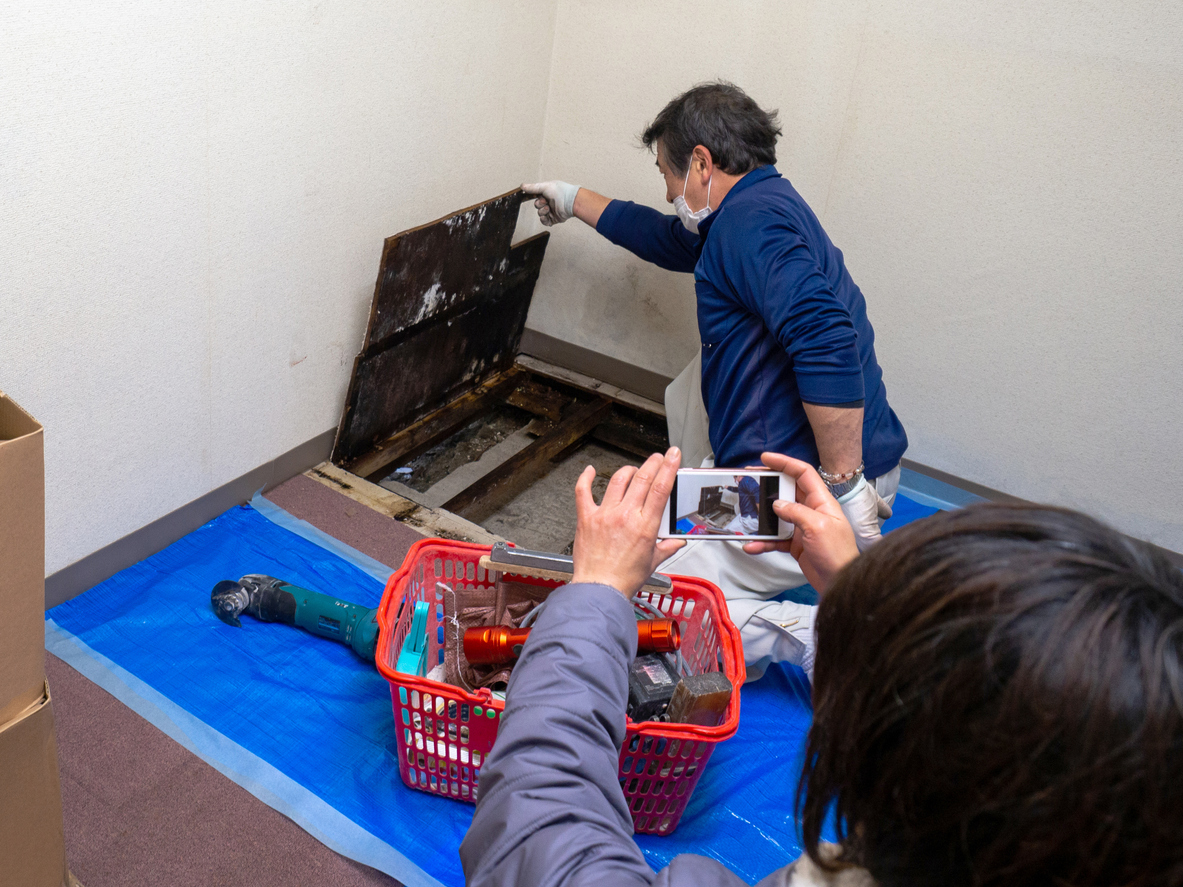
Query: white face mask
673 168 713 234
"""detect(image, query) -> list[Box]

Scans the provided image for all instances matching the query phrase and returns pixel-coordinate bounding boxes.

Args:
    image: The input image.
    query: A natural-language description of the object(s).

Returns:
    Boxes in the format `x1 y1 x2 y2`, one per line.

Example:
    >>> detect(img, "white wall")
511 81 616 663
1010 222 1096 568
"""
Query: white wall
4 0 1180 574
526 0 1183 553
0 0 557 573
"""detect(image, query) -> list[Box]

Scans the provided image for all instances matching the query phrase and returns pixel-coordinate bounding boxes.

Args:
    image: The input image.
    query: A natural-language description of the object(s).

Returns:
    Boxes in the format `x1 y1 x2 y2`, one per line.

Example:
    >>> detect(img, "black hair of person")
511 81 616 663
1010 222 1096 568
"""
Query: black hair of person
800 503 1183 887
641 81 781 177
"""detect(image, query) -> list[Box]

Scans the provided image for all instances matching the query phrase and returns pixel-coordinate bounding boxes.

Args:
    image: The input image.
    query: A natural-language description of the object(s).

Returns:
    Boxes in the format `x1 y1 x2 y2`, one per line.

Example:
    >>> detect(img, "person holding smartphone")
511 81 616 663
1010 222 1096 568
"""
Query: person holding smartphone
461 447 1183 887
524 82 908 677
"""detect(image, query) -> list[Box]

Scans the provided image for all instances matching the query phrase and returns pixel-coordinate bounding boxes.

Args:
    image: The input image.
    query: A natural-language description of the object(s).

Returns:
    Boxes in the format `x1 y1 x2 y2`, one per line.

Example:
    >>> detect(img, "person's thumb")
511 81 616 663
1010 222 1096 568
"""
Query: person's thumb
652 538 685 571
521 182 546 195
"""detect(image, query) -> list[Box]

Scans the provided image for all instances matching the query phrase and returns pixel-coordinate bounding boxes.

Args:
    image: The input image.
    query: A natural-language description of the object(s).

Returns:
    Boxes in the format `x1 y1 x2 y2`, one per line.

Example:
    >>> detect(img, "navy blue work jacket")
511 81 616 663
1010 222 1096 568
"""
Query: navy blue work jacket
596 165 907 479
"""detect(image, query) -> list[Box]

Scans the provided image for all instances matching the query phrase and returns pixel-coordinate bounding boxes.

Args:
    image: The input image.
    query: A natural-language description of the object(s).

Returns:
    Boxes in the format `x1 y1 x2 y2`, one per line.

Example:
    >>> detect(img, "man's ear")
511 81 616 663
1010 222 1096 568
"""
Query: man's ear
691 145 714 181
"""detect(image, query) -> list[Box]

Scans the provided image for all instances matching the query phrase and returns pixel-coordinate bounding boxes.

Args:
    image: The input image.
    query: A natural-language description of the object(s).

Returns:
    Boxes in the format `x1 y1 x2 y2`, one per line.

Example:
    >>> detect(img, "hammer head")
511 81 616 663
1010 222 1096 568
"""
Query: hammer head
210 574 281 627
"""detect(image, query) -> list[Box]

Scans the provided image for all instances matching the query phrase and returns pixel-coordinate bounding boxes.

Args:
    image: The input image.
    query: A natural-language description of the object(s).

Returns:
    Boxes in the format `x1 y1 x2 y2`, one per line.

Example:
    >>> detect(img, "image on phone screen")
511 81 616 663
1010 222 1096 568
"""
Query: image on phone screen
662 470 790 540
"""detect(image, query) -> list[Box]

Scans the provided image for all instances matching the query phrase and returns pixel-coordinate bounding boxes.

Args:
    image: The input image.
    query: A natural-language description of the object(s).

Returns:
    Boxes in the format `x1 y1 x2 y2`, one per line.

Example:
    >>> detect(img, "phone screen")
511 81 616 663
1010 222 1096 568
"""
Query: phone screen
666 470 786 539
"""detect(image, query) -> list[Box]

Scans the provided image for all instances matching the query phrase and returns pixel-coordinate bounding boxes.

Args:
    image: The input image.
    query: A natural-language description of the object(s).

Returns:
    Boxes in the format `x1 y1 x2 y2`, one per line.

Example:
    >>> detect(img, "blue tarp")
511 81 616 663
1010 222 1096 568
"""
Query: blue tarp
47 494 937 886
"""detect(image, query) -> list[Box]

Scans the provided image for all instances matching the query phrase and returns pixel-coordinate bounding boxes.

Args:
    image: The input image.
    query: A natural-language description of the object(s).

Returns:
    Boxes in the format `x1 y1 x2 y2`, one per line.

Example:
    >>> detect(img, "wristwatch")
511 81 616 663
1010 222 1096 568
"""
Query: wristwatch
818 462 864 499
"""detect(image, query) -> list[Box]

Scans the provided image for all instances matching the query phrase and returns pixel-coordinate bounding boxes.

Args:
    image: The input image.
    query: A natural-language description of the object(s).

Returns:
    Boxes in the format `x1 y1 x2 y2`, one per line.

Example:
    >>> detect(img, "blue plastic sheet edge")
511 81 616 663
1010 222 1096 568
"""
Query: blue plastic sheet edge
45 617 444 887
248 490 394 585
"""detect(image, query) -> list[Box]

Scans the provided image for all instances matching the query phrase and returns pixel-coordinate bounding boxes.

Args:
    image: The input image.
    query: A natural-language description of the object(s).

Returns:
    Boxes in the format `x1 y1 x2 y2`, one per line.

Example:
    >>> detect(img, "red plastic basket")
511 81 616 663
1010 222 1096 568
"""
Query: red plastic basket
375 538 745 836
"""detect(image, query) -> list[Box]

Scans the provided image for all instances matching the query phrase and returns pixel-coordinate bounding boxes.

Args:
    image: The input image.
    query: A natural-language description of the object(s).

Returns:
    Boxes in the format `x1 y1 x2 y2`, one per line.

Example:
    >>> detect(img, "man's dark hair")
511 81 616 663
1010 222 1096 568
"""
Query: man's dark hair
641 82 781 177
800 504 1183 887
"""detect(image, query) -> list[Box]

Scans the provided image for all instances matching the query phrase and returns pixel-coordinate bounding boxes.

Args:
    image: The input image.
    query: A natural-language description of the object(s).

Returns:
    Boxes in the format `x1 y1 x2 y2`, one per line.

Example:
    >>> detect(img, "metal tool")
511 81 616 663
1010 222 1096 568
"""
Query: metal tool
463 618 680 666
210 574 380 662
481 541 673 592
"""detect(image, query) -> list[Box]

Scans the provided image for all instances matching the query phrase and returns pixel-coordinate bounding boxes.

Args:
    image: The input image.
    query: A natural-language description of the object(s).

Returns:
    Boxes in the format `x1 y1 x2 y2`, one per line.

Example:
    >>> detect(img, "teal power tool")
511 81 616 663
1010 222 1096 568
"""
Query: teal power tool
211 574 380 662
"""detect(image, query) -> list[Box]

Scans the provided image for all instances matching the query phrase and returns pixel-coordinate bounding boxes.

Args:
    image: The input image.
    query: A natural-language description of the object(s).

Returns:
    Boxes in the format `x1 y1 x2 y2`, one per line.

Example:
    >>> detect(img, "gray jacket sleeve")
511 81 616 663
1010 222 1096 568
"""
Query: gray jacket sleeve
459 582 788 887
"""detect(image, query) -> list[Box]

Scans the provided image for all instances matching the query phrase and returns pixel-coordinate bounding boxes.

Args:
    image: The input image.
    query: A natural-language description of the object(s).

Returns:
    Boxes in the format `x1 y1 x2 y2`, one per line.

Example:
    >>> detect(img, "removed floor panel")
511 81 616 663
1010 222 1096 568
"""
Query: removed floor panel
333 189 547 472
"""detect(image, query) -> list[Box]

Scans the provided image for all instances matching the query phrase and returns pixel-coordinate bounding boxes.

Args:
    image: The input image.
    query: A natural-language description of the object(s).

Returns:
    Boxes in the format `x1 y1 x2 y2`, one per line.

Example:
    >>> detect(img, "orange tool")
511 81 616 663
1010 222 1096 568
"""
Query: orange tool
464 618 680 665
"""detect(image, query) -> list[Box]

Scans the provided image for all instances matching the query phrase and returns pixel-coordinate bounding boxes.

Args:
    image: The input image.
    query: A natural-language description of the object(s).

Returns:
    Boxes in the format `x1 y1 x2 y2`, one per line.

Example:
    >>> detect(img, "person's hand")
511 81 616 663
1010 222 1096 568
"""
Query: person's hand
836 476 893 552
572 448 684 598
742 453 859 594
522 181 579 226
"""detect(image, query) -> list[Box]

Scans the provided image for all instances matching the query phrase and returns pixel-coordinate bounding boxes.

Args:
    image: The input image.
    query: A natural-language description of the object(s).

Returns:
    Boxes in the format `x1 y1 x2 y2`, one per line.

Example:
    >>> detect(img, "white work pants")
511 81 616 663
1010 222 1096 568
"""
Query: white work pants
660 354 900 680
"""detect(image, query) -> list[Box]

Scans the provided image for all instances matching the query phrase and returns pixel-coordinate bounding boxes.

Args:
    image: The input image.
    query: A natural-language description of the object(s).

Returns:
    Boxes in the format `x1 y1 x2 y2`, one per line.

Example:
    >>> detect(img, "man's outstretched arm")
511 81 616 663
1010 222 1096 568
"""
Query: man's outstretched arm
522 182 698 272
518 181 603 227
573 187 612 227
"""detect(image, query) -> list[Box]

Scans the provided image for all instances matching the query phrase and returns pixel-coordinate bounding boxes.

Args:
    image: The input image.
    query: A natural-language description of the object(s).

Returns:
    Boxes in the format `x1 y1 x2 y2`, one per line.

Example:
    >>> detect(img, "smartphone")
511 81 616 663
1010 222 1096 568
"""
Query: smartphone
659 469 794 541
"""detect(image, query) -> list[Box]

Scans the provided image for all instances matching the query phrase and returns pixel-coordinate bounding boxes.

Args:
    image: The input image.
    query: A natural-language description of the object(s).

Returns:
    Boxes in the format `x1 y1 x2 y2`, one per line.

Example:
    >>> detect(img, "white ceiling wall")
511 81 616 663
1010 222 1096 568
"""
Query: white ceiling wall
525 0 1183 553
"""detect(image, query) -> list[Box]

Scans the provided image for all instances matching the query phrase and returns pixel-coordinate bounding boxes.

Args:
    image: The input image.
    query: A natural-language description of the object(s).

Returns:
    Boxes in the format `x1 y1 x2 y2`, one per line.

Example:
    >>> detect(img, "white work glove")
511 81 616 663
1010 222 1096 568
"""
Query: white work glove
836 475 893 552
522 181 579 226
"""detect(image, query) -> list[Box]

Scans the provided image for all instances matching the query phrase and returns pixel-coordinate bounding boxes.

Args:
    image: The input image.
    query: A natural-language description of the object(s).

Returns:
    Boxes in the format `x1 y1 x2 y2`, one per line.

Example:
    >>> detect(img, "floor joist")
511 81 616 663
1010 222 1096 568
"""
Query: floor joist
443 396 614 522
349 368 526 481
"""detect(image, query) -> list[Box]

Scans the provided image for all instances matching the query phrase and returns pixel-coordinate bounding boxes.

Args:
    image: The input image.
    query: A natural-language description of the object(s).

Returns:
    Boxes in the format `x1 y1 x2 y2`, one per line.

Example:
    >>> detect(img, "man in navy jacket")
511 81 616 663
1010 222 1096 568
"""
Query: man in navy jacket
524 83 907 678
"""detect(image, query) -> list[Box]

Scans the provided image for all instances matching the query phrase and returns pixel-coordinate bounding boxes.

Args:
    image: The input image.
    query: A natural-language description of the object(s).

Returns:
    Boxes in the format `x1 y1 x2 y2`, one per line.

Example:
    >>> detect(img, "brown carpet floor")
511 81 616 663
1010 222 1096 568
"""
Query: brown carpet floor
54 473 428 886
50 654 401 887
264 474 424 573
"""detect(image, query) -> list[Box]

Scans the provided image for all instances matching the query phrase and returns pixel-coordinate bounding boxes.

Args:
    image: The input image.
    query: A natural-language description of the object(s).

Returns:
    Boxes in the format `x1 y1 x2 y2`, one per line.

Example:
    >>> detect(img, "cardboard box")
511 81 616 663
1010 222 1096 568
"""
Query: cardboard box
0 392 68 886
1 391 46 724
0 683 68 886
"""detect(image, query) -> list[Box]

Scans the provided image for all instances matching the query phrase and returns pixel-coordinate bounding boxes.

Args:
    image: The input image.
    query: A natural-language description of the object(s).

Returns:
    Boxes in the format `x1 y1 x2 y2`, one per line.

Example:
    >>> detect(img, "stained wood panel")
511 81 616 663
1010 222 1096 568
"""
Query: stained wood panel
333 189 548 470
